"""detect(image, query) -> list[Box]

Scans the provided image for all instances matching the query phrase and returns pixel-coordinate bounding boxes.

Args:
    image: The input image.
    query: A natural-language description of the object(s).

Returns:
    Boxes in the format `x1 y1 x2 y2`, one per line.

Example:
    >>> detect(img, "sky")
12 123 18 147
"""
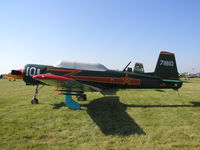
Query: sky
0 0 200 74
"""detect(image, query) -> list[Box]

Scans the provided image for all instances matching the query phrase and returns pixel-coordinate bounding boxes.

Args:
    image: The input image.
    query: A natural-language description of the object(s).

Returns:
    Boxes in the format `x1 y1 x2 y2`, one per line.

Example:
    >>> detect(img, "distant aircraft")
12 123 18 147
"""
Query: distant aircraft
133 62 144 73
3 70 23 81
11 51 182 110
180 72 200 80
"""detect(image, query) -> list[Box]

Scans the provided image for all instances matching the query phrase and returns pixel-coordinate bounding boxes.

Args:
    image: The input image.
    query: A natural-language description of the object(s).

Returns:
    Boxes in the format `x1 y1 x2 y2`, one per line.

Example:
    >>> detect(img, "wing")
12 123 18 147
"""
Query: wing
33 74 102 92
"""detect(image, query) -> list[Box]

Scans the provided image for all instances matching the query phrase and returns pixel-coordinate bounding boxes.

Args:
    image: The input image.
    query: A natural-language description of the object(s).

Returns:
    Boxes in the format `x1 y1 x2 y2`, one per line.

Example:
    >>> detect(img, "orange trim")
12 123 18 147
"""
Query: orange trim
33 74 74 81
47 68 74 72
67 74 140 86
46 68 141 86
160 51 174 55
5 74 23 79
135 62 143 64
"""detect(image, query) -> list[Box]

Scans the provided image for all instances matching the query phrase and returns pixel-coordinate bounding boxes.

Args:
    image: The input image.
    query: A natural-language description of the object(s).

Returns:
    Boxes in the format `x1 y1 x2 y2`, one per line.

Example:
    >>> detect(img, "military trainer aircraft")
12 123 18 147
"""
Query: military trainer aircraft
11 51 182 110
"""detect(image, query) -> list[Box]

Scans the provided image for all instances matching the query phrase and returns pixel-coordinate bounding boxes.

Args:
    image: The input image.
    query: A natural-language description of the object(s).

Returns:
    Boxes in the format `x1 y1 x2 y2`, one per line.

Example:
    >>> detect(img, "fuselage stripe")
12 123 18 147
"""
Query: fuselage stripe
46 68 141 86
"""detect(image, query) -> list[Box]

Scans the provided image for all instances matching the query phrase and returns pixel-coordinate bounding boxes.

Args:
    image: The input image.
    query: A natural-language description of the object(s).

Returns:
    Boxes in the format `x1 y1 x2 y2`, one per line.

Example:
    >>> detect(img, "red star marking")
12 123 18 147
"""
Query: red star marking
123 74 131 85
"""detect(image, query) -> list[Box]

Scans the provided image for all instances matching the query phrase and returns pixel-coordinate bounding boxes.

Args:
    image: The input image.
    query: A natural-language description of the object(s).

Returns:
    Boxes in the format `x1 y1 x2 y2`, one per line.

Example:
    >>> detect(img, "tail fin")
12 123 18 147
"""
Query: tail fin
134 62 144 73
154 51 179 79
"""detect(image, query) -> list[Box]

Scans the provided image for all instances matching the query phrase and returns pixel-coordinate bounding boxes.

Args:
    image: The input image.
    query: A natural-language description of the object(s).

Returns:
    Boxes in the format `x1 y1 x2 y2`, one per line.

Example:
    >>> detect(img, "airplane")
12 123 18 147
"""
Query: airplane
3 70 23 81
133 62 144 73
11 51 182 110
180 72 200 80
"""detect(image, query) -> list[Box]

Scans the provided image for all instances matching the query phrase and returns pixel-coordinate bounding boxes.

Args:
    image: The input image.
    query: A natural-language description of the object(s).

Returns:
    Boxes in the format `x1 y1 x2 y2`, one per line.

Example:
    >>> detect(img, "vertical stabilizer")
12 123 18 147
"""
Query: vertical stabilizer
154 51 179 79
134 62 144 73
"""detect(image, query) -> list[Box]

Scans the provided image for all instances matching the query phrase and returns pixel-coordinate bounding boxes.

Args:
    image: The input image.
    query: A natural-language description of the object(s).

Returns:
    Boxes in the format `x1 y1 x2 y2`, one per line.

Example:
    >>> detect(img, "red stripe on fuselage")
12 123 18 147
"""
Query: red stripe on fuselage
33 74 74 81
46 68 140 86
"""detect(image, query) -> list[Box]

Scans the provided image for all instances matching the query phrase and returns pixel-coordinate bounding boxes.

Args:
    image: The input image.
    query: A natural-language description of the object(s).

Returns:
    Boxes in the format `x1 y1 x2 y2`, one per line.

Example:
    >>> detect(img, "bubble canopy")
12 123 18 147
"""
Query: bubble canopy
53 61 109 71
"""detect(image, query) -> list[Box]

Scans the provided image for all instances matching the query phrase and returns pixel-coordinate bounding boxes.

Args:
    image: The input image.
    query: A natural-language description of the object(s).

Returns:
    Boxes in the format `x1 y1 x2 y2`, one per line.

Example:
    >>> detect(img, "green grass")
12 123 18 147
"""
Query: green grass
0 79 200 150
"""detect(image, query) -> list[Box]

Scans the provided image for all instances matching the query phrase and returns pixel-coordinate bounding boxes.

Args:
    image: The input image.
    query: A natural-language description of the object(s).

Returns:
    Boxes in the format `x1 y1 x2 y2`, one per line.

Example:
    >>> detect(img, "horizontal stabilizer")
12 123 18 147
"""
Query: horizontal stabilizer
162 79 182 83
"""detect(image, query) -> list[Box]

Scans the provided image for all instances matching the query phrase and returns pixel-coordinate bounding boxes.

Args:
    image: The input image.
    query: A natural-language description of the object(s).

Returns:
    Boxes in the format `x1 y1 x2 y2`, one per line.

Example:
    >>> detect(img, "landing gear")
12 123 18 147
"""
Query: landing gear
65 90 81 110
61 90 86 110
77 94 87 101
31 98 38 104
31 84 44 104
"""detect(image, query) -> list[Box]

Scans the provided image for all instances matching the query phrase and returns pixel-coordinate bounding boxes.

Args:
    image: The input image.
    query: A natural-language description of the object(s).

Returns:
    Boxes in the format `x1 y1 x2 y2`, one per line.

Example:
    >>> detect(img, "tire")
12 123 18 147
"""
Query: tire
31 98 39 104
77 94 87 101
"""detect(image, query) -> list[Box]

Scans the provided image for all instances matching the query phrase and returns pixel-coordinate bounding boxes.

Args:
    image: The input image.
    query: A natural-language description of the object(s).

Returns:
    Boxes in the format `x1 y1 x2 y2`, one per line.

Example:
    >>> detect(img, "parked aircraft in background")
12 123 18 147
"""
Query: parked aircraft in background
133 62 144 73
3 69 23 81
180 72 200 80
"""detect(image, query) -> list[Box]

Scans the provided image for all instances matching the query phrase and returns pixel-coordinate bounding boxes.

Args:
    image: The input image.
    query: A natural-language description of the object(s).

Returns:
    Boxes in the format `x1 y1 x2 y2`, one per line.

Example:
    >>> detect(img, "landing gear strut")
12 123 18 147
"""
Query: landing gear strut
65 90 81 110
60 90 86 110
31 85 44 104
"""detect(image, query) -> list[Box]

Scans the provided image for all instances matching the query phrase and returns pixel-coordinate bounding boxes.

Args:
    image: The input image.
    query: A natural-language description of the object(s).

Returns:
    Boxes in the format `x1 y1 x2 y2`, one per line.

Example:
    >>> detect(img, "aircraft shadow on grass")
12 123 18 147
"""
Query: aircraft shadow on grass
81 96 146 136
125 102 200 108
51 96 146 135
154 89 166 92
51 97 200 136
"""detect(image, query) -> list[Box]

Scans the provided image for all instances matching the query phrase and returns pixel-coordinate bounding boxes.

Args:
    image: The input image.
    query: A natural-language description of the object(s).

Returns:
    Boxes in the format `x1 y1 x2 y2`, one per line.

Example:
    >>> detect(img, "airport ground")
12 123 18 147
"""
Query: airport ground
0 79 200 150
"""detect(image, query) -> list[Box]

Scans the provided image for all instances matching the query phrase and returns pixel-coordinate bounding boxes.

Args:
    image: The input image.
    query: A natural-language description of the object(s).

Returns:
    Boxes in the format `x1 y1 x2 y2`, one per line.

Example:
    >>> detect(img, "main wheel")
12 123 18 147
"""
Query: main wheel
31 98 39 104
77 94 87 101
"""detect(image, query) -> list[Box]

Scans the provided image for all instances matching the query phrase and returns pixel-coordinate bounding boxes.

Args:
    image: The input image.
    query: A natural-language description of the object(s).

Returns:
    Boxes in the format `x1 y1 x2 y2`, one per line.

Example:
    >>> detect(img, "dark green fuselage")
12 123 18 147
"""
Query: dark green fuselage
23 64 182 91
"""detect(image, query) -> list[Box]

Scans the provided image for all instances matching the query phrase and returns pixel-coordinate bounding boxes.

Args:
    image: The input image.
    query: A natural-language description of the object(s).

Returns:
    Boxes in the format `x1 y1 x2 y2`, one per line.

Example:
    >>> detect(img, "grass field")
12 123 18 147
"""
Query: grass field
0 79 200 150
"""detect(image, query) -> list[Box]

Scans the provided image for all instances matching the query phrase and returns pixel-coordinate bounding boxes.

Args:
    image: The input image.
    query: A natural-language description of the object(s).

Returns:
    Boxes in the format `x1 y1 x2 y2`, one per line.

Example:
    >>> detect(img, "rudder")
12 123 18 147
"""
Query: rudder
154 51 179 79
